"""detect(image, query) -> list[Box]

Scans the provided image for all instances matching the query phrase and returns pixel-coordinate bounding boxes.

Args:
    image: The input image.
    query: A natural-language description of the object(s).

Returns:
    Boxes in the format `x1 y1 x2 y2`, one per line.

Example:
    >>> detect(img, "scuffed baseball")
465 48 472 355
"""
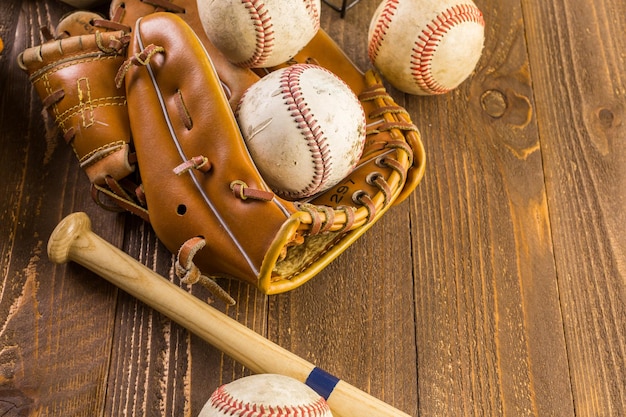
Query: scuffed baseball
368 0 485 95
236 64 366 200
199 374 333 417
198 0 321 68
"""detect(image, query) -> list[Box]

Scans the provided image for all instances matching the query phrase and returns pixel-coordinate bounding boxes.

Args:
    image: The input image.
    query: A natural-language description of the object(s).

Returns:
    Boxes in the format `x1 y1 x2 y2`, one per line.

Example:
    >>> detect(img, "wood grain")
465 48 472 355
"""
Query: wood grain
104 216 270 416
408 0 575 414
522 0 626 415
0 2 125 415
0 0 624 416
46 212 413 417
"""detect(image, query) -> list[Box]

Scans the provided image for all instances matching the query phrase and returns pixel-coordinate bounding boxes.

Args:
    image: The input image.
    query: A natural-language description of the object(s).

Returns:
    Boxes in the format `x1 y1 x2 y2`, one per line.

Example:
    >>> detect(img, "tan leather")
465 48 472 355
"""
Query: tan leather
21 3 425 295
107 0 425 205
125 13 304 286
54 11 106 37
109 0 260 108
18 29 134 186
121 12 424 294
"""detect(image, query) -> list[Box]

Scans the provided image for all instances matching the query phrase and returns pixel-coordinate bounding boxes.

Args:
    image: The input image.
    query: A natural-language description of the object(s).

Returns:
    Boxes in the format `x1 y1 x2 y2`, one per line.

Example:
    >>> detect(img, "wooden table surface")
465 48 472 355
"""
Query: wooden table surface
1 0 624 416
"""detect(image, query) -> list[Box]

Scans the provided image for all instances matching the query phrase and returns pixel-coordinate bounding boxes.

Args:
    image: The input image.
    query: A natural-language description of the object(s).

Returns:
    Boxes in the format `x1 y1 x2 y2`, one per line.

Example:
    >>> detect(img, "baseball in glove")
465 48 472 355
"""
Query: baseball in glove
19 1 426 302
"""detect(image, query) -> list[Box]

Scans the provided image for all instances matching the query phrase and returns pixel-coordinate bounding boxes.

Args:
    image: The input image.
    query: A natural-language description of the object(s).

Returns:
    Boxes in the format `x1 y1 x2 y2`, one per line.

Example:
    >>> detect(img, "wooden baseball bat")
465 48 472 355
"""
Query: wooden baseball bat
47 212 412 417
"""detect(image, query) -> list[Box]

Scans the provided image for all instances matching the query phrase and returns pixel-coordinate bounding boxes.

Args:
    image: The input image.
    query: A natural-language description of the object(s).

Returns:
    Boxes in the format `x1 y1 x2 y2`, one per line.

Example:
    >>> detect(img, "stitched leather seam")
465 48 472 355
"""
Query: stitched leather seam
209 385 330 417
56 97 127 126
280 64 331 199
368 0 398 63
411 4 484 94
29 54 121 83
134 18 261 277
305 0 321 32
78 141 126 166
239 0 274 67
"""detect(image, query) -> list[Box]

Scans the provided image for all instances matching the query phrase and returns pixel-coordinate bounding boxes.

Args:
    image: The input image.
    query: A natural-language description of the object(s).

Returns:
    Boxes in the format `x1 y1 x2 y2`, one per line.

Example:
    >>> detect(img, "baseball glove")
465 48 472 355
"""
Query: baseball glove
18 11 148 221
19 2 426 302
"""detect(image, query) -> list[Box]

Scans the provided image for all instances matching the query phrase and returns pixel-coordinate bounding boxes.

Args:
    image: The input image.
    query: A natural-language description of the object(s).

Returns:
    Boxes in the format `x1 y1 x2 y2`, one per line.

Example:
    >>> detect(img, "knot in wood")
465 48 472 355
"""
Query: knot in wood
598 108 615 129
481 89 507 119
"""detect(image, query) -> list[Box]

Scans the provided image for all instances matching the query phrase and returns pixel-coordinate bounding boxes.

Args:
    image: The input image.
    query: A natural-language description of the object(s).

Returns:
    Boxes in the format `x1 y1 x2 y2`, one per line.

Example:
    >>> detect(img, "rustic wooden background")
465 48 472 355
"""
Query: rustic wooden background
1 0 625 415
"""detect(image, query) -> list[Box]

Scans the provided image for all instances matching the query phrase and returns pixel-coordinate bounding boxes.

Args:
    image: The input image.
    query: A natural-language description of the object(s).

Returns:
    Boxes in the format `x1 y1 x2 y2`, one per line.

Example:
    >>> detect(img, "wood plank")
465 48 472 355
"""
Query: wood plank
408 0 575 415
103 216 270 416
100 3 417 415
521 0 626 415
3 0 623 416
268 206 419 416
267 3 419 416
0 1 126 415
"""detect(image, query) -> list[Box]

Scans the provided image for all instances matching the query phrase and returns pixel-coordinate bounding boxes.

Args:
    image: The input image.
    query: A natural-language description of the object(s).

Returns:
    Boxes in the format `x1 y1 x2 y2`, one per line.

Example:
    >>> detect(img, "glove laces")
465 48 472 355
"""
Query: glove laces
175 238 236 306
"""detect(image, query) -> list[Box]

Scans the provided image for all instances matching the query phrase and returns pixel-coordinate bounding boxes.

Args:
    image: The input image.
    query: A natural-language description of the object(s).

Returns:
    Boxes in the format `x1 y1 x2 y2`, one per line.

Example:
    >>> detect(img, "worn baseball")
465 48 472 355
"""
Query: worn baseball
198 0 321 68
368 0 485 95
236 64 366 200
199 374 333 417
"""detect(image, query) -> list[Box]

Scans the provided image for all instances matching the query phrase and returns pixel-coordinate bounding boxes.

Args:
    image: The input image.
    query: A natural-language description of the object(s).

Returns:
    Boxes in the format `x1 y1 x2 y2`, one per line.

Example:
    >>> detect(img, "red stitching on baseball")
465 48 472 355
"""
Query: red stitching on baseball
279 64 332 199
208 384 331 417
304 0 321 32
411 4 484 94
368 0 399 63
239 0 275 67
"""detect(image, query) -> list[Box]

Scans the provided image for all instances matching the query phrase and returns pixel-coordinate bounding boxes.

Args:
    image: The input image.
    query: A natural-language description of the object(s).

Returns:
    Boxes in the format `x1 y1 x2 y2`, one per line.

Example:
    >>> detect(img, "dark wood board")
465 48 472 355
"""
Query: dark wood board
0 0 623 416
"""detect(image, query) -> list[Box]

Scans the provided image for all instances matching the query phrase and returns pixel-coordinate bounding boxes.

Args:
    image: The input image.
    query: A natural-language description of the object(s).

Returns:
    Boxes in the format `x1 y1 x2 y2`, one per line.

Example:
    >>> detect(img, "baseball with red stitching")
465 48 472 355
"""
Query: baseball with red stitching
368 0 485 95
235 63 367 200
198 0 321 68
199 374 333 417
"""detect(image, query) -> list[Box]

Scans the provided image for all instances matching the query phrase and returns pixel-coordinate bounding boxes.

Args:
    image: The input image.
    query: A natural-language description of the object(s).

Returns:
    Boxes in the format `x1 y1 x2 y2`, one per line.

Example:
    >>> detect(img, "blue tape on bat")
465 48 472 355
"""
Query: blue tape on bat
305 367 340 400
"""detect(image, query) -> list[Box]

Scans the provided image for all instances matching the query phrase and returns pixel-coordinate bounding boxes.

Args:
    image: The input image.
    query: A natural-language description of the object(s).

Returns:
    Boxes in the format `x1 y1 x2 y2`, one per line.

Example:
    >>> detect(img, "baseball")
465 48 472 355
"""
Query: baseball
368 0 485 95
198 0 321 68
236 64 366 200
199 374 333 417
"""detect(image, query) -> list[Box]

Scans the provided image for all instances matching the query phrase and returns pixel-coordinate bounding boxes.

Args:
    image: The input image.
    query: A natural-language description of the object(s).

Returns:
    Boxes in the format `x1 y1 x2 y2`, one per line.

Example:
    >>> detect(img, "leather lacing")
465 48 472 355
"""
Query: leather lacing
39 30 130 124
43 8 417 296
115 43 165 88
36 31 149 221
173 155 211 175
41 15 132 41
91 177 150 222
171 173 275 304
114 41 279 303
96 1 245 302
297 203 336 235
297 203 357 234
175 237 236 306
230 180 275 201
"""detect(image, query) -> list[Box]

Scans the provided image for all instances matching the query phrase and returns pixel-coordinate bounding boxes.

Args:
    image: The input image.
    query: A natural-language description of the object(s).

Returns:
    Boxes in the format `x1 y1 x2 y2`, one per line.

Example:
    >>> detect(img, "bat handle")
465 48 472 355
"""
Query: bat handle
48 212 411 417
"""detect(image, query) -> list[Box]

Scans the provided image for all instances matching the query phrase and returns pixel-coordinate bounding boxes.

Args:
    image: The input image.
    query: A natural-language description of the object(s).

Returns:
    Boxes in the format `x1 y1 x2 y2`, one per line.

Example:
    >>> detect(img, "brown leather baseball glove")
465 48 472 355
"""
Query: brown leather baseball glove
18 12 149 221
20 2 425 302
